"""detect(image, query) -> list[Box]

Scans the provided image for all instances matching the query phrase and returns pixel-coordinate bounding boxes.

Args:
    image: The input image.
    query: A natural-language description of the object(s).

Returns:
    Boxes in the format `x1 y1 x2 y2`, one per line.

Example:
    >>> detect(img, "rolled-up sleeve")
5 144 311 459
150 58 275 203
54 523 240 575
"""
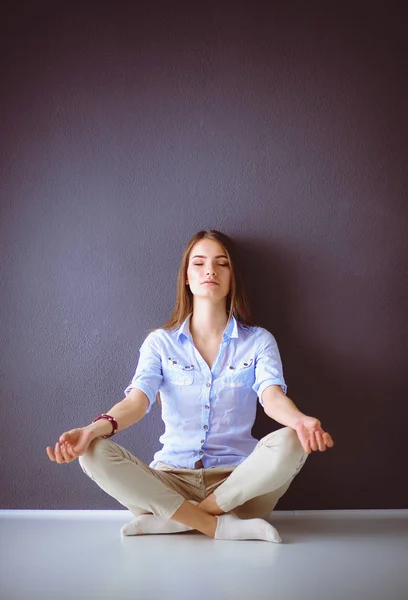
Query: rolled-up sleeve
123 333 163 414
252 330 287 406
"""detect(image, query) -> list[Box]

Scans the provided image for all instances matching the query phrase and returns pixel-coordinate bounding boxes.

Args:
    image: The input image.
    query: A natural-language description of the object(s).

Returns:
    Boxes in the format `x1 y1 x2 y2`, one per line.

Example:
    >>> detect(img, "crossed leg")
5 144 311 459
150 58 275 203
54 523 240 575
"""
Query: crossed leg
79 427 307 541
124 427 308 541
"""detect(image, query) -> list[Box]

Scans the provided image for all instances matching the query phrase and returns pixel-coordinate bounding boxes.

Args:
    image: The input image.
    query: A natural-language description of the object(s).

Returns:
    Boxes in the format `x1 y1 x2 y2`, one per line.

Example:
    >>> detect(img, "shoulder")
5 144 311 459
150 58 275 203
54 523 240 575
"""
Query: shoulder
140 328 179 350
238 323 276 341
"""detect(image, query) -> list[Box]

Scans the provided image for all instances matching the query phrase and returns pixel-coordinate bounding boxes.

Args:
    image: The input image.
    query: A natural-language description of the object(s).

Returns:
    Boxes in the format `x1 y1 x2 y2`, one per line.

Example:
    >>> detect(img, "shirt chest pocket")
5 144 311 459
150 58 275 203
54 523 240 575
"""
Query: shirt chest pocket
164 358 195 386
224 358 254 388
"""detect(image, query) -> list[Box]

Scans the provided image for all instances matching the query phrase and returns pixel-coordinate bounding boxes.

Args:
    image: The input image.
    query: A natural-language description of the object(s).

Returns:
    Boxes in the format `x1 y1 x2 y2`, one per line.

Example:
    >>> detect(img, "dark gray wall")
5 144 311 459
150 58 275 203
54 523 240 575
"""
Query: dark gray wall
1 1 407 510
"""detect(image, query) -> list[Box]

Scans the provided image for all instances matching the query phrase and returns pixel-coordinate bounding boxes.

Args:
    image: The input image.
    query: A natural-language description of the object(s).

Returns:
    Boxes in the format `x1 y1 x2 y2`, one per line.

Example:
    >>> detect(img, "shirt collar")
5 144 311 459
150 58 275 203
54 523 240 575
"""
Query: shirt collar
177 314 239 343
177 315 193 342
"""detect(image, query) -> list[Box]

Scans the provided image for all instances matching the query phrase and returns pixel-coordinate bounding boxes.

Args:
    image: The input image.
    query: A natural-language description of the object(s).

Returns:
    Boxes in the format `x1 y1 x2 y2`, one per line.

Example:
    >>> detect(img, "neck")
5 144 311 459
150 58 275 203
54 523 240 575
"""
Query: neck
190 300 229 339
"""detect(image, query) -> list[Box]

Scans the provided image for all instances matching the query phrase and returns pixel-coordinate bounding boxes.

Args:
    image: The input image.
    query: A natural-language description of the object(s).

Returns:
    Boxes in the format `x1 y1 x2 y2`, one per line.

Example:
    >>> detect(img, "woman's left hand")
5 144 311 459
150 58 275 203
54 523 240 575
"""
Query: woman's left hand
294 416 334 454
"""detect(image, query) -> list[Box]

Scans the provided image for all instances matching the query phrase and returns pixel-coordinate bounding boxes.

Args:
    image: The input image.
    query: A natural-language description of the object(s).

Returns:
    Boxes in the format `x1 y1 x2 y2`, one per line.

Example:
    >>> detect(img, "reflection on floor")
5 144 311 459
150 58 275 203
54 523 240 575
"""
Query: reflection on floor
1 509 407 600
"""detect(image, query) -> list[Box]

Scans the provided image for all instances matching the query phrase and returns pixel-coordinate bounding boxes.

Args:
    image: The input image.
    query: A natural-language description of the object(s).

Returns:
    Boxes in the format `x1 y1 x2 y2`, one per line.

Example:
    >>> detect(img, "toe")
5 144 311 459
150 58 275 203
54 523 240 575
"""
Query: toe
121 519 141 536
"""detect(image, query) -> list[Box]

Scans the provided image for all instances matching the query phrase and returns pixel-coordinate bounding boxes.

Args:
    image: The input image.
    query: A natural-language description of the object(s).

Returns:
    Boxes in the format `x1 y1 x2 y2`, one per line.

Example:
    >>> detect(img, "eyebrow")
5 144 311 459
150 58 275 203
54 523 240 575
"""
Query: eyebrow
191 254 228 259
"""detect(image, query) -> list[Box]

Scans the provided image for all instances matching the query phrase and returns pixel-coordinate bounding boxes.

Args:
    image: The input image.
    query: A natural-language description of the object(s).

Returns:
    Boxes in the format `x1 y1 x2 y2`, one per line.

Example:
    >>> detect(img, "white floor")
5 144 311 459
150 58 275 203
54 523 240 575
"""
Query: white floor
1 510 407 600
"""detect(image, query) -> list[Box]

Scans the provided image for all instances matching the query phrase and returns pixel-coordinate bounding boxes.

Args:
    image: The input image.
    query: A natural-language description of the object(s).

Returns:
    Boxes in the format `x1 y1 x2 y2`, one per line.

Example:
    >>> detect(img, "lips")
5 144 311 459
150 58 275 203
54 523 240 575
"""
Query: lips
202 281 219 285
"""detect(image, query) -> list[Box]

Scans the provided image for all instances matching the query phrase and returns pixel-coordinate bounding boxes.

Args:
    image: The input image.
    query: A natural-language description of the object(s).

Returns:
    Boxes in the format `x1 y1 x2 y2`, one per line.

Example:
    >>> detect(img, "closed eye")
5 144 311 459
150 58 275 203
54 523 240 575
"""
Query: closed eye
192 262 229 267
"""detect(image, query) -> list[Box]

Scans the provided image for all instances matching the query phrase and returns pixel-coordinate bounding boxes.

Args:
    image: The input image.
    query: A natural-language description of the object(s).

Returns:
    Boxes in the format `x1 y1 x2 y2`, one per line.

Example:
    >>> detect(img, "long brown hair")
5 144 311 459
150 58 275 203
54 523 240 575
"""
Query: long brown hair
161 230 255 330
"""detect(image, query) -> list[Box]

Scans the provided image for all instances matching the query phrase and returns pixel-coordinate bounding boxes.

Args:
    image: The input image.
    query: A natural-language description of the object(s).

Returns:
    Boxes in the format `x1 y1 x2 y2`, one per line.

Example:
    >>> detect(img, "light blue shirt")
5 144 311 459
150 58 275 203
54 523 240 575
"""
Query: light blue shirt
124 314 287 469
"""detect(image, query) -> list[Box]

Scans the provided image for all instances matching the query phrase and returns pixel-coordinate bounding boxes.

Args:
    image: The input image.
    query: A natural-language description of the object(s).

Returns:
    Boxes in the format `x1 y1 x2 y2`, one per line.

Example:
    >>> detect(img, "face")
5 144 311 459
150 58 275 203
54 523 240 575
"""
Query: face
186 238 231 302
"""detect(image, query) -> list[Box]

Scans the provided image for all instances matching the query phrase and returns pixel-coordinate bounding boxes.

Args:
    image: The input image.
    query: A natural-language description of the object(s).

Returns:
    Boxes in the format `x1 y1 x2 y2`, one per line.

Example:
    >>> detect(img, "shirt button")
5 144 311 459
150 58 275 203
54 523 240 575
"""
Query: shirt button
206 383 211 387
205 405 210 409
199 450 204 455
203 425 208 430
201 439 205 443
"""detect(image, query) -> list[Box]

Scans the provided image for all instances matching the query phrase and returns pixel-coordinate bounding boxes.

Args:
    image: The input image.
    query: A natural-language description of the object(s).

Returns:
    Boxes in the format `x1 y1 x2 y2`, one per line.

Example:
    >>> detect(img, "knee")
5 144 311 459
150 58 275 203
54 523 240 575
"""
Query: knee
262 427 306 459
78 437 111 472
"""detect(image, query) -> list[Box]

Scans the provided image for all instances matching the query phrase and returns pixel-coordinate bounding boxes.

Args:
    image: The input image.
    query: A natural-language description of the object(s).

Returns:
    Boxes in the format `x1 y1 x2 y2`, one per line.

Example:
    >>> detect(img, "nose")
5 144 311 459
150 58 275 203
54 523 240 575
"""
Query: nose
206 266 216 276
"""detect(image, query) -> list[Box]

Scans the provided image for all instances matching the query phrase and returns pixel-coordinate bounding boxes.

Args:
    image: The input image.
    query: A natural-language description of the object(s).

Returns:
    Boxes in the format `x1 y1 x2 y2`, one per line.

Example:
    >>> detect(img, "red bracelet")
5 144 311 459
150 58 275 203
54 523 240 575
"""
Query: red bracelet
92 414 118 438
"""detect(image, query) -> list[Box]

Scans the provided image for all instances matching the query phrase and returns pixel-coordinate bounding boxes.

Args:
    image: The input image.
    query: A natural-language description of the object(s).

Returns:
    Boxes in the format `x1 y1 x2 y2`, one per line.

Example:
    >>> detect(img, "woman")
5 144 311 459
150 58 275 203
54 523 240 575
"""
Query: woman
46 230 334 542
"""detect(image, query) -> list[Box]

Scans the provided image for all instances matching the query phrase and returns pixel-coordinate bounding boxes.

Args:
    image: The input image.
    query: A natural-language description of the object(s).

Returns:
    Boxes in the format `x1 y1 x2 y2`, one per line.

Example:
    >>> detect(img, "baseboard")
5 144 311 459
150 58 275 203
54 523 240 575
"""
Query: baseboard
0 509 407 520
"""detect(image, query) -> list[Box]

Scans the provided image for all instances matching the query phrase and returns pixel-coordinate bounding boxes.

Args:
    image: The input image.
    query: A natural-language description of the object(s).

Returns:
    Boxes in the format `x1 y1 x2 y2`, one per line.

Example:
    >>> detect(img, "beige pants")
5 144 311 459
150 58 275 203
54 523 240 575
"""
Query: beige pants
79 426 309 521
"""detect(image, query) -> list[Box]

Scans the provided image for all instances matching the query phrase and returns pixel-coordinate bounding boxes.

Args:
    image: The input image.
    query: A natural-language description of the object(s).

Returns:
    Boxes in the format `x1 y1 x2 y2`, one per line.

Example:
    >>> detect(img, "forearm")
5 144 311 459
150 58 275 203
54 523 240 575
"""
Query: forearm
84 388 149 439
262 385 307 429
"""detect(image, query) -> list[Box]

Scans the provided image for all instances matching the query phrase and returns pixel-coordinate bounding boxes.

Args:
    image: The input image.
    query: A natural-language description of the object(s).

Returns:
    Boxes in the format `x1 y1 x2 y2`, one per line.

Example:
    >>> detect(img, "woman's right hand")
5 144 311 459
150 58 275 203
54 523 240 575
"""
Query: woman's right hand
46 427 95 464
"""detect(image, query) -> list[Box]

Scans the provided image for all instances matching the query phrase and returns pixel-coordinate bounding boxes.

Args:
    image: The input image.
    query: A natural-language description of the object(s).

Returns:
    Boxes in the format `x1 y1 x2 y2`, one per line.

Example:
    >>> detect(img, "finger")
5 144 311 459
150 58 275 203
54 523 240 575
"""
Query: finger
315 431 327 451
302 437 311 454
60 431 75 444
54 442 65 464
62 443 77 462
309 434 319 452
296 428 311 454
59 443 72 462
323 432 334 447
64 443 77 459
46 446 56 461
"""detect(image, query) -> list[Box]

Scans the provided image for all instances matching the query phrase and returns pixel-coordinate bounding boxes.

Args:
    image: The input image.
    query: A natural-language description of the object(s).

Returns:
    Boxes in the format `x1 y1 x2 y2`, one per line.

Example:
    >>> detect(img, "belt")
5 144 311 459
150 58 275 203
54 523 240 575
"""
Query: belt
194 459 204 469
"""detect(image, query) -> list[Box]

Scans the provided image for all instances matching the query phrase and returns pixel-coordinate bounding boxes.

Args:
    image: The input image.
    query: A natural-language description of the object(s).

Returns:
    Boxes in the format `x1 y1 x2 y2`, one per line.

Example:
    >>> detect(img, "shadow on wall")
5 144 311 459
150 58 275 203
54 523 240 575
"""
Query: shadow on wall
235 236 321 438
232 237 404 509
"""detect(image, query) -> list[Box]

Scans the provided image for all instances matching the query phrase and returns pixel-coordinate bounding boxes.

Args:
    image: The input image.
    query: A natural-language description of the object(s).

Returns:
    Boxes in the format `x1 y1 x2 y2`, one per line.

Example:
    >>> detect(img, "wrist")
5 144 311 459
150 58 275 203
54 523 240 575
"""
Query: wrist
84 420 112 439
293 415 317 430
